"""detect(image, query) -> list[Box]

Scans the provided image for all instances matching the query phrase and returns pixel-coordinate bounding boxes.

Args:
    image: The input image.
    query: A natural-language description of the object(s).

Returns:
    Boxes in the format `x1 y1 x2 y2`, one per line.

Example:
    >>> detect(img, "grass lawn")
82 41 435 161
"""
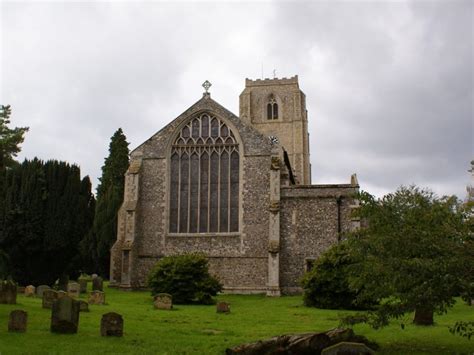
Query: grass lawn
0 284 473 354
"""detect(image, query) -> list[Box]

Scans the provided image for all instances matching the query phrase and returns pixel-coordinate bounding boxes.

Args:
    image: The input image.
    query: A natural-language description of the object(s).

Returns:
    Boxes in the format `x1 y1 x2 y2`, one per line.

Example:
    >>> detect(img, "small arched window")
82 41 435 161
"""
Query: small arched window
169 113 240 234
267 96 278 120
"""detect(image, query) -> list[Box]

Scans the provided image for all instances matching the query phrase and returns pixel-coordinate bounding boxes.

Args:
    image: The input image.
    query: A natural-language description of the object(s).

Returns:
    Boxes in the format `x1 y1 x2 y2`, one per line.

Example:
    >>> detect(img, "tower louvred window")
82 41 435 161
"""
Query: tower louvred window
267 97 278 120
169 113 239 234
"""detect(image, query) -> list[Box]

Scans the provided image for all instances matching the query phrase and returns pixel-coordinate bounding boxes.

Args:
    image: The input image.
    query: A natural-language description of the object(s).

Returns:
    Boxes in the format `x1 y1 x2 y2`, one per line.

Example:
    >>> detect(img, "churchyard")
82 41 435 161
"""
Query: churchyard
0 282 472 354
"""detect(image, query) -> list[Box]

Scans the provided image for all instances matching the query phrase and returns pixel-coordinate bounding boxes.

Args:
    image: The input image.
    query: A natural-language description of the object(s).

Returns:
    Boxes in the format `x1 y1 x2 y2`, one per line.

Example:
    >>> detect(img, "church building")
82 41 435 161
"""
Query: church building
110 76 360 295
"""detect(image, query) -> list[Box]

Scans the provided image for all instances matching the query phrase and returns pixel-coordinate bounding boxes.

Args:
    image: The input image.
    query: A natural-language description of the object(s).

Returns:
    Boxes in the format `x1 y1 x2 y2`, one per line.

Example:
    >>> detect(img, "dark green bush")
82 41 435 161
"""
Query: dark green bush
301 242 376 310
147 254 222 304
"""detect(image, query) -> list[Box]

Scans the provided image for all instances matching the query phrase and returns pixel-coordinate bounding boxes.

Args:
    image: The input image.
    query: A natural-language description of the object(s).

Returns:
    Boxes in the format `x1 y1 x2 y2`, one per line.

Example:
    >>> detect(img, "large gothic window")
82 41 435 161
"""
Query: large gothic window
169 113 240 234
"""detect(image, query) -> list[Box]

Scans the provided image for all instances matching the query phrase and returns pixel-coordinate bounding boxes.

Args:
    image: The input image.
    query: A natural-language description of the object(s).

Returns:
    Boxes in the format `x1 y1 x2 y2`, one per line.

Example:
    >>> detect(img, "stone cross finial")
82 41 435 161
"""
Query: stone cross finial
202 80 212 93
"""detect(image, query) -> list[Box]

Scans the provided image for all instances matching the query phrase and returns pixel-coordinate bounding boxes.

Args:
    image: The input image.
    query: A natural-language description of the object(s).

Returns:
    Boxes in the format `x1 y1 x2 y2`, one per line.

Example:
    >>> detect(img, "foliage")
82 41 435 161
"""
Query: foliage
0 159 95 285
449 321 474 340
147 254 222 304
0 105 29 171
93 128 129 277
301 242 376 310
347 186 473 327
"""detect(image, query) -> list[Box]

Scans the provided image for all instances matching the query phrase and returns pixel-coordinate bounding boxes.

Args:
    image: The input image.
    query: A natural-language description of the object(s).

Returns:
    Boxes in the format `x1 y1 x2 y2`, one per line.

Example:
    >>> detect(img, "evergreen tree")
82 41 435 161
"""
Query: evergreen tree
0 159 94 285
94 128 129 277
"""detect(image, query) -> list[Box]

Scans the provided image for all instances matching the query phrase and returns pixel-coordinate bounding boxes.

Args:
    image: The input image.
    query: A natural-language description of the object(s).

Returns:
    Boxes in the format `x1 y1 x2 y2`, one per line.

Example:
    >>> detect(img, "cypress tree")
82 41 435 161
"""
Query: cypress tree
94 128 129 277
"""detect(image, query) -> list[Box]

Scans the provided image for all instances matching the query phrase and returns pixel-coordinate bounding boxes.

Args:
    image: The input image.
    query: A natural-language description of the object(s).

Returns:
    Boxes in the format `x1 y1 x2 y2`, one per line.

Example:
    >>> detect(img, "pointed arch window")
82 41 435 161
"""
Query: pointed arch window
169 113 240 234
267 97 278 120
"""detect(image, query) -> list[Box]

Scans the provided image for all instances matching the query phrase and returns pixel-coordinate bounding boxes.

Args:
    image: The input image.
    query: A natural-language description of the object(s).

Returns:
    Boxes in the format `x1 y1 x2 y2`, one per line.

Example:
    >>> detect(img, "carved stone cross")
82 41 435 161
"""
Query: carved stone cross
202 80 212 93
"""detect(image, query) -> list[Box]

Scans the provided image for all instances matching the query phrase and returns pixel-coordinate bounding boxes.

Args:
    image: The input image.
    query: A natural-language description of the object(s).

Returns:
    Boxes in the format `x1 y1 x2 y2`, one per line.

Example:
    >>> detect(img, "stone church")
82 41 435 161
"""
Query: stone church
110 76 360 295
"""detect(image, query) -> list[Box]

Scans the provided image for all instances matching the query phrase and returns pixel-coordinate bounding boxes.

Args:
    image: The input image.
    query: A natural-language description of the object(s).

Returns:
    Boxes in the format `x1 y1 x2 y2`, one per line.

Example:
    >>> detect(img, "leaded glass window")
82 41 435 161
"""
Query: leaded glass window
169 113 240 234
267 97 278 120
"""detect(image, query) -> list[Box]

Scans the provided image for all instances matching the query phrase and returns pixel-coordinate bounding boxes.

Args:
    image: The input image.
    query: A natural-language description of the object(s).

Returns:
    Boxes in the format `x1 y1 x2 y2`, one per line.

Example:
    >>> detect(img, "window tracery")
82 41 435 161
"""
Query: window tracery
267 96 278 120
169 113 239 234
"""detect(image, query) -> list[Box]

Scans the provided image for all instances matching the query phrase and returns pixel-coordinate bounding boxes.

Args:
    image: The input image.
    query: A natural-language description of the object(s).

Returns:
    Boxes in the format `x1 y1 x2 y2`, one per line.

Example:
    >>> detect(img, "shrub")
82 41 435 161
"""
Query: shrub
301 242 375 310
147 254 222 304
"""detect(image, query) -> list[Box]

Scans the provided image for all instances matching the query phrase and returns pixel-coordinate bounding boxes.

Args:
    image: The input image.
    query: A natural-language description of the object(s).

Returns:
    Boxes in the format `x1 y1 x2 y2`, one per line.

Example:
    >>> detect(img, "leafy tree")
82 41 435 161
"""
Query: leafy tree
147 254 222 304
94 128 129 277
0 159 95 285
347 186 473 327
301 242 376 310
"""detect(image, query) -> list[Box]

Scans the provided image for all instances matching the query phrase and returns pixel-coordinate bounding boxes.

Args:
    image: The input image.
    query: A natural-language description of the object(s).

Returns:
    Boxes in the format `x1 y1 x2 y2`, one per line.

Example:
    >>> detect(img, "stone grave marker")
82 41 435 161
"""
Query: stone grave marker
79 279 88 294
67 282 80 298
79 300 89 312
36 285 50 298
58 274 69 292
24 285 35 297
0 280 17 304
92 274 98 279
57 290 67 299
321 341 376 355
42 289 59 309
216 301 230 313
89 291 105 305
17 286 26 294
8 310 27 333
100 312 123 337
50 296 80 334
92 277 103 291
153 293 173 310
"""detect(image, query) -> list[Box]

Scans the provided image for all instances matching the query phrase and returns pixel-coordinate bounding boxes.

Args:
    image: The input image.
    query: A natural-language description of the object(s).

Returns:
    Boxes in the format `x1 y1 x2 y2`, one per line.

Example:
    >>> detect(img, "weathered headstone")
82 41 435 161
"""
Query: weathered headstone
36 285 50 298
79 300 89 312
89 291 105 305
57 290 67 299
321 342 376 355
79 279 88 294
25 285 36 297
58 274 69 292
17 286 26 294
92 274 98 279
153 293 173 310
8 310 27 333
92 276 103 291
100 312 123 337
0 280 17 304
67 282 80 298
42 289 59 309
50 296 80 334
216 301 230 313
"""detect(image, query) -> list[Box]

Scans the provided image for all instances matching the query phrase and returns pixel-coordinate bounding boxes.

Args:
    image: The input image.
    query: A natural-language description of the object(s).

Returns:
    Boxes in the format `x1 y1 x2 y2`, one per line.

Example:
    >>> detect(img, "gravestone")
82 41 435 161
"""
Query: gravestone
216 301 230 313
67 282 80 298
100 312 123 337
57 290 67 299
36 285 50 298
153 293 173 310
17 286 26 294
0 280 17 304
92 277 103 291
79 300 89 312
92 274 98 279
50 296 80 334
58 274 69 292
42 289 59 309
89 291 105 305
25 285 36 297
8 310 27 333
79 279 88 294
321 342 376 355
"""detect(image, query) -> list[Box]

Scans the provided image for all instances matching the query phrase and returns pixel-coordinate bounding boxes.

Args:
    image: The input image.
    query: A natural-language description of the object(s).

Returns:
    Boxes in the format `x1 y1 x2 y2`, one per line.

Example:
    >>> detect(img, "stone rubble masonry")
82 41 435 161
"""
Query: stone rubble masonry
110 76 359 295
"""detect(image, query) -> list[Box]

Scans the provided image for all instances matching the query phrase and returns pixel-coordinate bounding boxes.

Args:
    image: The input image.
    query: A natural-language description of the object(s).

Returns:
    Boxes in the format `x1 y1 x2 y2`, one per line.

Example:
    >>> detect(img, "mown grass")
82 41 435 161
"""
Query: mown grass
0 284 473 354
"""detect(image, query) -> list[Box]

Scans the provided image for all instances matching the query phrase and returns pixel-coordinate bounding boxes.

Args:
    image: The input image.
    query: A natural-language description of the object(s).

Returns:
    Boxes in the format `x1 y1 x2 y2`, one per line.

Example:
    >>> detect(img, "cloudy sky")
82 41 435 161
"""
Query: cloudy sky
1 0 472 198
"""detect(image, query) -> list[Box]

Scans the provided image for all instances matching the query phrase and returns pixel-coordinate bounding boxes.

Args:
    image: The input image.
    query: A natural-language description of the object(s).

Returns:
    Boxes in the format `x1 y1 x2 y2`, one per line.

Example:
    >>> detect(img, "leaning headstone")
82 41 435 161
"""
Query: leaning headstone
92 277 103 291
0 280 17 304
36 285 50 298
25 285 36 297
58 274 69 292
17 286 26 294
79 300 89 312
89 291 105 305
321 342 376 355
153 293 173 310
8 310 27 333
100 312 123 337
67 282 80 298
79 279 88 294
216 301 230 313
42 289 59 309
50 296 80 334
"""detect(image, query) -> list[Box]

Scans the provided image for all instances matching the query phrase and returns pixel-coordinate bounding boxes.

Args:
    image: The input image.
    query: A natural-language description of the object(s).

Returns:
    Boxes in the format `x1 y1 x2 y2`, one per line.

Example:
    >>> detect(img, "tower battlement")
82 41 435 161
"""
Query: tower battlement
245 75 299 87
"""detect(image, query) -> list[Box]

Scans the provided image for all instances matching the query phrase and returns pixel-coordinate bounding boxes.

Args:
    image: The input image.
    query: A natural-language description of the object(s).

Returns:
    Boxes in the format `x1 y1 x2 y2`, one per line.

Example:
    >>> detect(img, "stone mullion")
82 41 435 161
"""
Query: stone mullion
207 147 211 232
217 146 221 233
187 148 191 233
177 149 181 232
227 147 231 232
197 149 201 233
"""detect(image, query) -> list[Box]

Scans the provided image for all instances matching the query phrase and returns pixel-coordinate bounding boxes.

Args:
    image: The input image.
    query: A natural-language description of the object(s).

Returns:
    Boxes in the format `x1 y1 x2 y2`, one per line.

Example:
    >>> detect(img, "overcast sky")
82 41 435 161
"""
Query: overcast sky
1 0 473 198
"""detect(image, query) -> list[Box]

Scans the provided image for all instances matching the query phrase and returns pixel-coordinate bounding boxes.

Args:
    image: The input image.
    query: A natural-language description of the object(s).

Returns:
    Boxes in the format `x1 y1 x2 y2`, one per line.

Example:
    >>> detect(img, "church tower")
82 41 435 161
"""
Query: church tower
239 75 311 184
